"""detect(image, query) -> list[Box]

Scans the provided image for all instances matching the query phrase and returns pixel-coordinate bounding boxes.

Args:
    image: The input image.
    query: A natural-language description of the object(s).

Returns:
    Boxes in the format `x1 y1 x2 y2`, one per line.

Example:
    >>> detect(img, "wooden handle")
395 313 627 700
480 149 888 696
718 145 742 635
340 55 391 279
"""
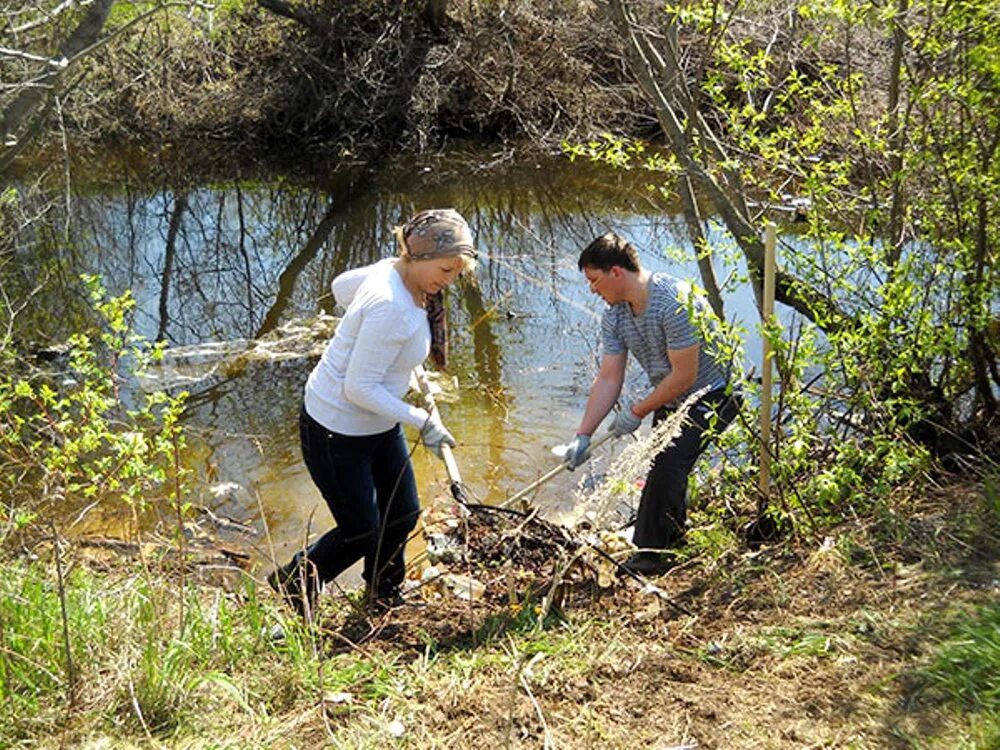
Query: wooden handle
413 366 463 486
759 224 776 497
500 431 615 509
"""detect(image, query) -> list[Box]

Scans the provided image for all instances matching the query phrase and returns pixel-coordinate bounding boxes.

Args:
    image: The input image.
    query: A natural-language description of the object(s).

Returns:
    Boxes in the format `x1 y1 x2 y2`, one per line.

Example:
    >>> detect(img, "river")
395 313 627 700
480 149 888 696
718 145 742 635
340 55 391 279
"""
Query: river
41 146 775 573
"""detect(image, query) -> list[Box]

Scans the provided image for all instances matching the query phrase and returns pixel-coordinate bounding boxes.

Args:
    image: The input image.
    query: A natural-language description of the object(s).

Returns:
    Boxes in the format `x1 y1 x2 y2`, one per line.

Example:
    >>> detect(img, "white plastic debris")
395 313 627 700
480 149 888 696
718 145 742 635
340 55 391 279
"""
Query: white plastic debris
442 573 485 601
323 692 353 705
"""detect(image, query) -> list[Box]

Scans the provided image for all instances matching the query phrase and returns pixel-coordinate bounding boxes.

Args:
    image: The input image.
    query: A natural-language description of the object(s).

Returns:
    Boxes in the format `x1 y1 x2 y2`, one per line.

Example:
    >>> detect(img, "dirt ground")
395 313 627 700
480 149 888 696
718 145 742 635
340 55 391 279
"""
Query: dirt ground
301 481 998 749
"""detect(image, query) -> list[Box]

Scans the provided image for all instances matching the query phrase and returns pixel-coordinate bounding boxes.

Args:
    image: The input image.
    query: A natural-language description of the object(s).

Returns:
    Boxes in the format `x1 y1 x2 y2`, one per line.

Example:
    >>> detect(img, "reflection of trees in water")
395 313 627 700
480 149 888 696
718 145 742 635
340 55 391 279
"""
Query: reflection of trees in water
255 171 379 337
156 191 188 342
69 154 672 345
67 167 368 344
2 146 734 533
0 173 76 342
61 157 686 469
74 180 337 344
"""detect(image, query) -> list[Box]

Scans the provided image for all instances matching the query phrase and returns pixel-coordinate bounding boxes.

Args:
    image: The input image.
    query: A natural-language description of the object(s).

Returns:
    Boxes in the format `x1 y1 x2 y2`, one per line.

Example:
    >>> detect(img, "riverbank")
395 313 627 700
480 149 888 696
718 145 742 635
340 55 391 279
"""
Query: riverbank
69 0 643 161
3 4 998 745
57 0 879 163
4 475 997 748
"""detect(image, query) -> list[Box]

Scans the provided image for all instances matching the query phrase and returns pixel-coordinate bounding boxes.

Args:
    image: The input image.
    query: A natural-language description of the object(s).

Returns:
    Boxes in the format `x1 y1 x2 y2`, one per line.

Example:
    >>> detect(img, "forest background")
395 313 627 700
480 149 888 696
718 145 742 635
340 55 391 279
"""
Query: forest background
0 1 997 747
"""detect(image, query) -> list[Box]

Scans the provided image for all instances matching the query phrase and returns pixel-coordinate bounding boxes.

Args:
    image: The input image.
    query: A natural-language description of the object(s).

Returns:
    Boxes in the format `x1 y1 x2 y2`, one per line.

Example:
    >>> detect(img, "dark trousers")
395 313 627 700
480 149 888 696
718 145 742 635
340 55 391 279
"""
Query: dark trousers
295 407 420 595
632 389 742 551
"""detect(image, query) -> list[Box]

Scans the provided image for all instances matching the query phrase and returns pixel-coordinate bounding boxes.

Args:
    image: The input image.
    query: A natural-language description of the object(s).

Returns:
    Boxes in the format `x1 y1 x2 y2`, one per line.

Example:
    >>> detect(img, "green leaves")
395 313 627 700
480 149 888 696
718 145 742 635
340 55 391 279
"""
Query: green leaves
592 0 997 539
563 134 679 175
0 275 190 542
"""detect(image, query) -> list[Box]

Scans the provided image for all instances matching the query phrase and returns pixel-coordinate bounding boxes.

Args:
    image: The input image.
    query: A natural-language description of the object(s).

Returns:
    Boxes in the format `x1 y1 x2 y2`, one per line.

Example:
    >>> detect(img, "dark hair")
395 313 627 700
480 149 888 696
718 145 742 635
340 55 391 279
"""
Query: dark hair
577 232 641 273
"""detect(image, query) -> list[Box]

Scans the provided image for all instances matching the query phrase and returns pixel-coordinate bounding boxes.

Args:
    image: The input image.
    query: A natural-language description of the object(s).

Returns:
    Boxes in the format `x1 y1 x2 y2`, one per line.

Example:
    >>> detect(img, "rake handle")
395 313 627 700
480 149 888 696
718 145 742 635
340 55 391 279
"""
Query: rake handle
500 431 615 509
413 366 463 487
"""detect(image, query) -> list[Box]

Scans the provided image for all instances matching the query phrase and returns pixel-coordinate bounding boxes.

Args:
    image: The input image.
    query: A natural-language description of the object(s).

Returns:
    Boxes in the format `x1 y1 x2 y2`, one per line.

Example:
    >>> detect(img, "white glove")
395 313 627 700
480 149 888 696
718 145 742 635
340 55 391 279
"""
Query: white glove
563 434 592 471
609 402 643 437
420 413 456 459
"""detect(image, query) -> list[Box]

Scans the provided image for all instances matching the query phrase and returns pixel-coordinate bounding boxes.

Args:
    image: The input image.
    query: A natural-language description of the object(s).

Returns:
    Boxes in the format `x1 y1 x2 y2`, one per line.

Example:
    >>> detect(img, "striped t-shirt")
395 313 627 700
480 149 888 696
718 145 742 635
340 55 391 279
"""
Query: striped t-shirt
601 273 729 405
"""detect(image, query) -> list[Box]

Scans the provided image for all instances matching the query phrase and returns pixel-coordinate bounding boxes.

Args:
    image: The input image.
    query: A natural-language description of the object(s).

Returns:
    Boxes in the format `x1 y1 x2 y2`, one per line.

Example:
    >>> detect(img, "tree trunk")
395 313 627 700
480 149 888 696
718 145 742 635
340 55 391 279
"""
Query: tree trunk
886 0 909 266
967 169 998 417
256 0 328 35
677 174 725 319
424 0 448 34
0 0 115 156
605 0 849 332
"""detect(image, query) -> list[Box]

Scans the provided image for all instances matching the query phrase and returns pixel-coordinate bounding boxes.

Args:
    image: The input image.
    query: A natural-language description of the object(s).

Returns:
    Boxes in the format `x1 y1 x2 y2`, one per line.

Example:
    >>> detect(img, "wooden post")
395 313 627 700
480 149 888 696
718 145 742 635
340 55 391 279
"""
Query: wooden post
759 223 777 495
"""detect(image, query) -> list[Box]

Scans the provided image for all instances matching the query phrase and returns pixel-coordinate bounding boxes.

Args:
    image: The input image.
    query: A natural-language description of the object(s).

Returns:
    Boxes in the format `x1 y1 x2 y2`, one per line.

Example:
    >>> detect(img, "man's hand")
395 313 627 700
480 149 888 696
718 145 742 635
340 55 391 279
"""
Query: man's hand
609 402 642 437
420 413 456 459
563 434 591 471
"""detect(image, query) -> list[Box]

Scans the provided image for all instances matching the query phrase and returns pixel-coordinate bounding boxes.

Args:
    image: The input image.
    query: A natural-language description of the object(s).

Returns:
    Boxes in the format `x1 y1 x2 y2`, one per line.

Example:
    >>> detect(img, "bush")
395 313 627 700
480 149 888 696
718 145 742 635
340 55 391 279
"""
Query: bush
0 275 189 548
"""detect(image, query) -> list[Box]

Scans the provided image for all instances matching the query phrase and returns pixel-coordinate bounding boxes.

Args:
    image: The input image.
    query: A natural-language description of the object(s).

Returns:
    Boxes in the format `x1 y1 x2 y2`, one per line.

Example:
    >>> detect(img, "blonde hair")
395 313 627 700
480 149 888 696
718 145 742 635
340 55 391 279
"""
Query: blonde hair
393 223 477 276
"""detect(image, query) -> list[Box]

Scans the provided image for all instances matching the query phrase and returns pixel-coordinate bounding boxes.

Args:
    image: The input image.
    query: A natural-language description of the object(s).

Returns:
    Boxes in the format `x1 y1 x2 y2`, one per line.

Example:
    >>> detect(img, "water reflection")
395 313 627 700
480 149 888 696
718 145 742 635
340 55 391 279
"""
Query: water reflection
66 151 770 564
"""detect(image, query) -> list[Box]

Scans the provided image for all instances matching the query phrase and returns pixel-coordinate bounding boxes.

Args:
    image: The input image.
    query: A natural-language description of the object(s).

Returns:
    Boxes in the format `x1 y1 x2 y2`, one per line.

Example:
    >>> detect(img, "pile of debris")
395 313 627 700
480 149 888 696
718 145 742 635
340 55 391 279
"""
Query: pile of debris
413 497 635 613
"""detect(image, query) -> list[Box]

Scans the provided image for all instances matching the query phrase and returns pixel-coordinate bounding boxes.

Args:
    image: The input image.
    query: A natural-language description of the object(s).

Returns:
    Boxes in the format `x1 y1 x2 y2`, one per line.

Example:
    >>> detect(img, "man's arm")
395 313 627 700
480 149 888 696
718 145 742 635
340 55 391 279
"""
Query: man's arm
630 343 700 419
576 352 627 435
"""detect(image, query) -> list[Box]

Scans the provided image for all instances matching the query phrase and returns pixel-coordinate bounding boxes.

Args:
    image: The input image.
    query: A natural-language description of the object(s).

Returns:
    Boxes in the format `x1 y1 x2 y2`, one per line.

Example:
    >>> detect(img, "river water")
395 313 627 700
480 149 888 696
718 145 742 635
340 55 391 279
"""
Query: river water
55 147 775 570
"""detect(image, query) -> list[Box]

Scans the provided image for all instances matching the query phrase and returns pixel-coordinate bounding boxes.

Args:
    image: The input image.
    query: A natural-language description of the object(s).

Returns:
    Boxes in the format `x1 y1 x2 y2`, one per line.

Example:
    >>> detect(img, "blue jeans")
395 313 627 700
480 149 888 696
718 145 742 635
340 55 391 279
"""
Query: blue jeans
296 407 420 595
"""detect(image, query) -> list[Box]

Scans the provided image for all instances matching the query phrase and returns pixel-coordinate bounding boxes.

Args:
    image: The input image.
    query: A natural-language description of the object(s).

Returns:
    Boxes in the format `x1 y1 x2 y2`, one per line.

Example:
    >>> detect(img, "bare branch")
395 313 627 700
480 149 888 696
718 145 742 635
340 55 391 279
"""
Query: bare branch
605 0 850 332
0 47 69 66
1 0 115 157
8 0 79 35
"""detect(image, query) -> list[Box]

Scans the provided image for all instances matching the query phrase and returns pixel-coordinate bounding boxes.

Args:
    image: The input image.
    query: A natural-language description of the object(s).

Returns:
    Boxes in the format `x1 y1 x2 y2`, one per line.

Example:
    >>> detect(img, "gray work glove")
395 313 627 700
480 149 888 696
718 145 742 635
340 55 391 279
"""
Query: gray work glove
609 401 643 437
563 434 591 471
420 412 456 459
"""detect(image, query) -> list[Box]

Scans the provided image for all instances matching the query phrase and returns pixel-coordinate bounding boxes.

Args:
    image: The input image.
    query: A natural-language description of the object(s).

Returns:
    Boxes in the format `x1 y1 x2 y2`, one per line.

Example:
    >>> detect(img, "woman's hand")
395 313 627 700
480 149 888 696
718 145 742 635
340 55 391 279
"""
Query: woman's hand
420 413 456 459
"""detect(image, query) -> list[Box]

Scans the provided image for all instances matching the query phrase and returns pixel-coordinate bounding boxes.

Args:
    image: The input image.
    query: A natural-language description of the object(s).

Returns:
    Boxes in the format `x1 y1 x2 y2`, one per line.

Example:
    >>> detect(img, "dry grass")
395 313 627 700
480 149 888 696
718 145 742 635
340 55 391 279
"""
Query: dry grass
4 477 997 748
303 477 997 748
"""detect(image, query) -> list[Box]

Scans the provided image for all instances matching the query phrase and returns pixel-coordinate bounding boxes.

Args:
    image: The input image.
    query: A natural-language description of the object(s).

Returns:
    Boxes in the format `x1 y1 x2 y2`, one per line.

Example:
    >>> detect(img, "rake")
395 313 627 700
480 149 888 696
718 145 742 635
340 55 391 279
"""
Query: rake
413 365 473 505
499 431 615 509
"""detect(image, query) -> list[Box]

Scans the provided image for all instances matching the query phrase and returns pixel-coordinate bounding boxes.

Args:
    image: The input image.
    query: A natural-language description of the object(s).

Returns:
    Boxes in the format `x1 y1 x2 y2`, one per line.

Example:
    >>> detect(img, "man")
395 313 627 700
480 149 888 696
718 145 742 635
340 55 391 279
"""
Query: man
563 232 741 576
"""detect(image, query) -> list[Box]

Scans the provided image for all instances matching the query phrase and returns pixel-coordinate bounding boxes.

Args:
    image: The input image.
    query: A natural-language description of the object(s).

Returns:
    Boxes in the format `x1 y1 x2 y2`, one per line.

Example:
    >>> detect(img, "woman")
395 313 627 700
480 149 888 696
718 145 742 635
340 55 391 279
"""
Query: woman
269 208 477 618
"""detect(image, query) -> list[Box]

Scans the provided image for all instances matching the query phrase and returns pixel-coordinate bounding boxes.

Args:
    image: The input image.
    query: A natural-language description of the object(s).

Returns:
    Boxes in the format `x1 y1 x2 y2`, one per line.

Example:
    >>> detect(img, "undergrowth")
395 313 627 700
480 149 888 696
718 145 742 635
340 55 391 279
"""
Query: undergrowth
920 603 1000 746
1 471 997 747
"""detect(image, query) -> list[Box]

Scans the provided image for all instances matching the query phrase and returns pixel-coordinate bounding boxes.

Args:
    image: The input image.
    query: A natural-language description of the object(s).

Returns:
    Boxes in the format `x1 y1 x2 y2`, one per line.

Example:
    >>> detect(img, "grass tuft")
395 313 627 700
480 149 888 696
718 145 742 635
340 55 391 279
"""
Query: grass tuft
923 604 1000 711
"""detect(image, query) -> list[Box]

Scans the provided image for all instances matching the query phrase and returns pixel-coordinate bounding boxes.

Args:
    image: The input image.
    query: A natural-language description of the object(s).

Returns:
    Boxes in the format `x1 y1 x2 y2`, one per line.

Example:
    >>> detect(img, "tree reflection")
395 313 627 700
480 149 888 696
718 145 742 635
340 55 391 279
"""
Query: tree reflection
51 152 710 538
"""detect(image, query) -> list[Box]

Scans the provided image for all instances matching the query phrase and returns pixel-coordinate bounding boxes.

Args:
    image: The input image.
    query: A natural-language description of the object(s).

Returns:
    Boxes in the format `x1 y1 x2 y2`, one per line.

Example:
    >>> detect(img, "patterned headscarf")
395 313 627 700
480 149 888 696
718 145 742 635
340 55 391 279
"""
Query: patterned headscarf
397 209 476 370
425 291 449 370
398 209 476 260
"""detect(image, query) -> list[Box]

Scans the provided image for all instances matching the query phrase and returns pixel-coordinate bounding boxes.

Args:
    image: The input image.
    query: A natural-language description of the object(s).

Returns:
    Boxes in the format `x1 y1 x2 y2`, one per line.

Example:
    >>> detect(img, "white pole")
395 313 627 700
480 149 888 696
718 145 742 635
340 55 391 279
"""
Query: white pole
760 224 777 495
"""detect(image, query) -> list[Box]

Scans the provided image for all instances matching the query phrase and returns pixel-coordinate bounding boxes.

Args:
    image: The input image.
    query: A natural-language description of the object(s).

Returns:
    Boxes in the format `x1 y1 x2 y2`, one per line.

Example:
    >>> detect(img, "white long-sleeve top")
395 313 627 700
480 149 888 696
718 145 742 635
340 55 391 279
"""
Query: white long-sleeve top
304 258 432 435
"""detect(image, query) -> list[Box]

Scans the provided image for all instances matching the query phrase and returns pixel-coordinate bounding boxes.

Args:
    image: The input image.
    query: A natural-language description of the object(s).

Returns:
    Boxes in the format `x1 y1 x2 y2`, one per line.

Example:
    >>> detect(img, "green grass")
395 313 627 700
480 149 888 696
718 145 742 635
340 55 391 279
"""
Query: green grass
0 558 324 743
0 554 597 745
915 603 1000 748
1 482 997 749
924 604 1000 711
984 470 1000 526
1 563 110 723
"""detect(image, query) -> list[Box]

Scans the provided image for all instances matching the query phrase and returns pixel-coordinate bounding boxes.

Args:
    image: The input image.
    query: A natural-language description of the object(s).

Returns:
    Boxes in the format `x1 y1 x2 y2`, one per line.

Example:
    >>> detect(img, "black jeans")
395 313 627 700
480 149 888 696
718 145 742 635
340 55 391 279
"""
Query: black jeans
632 389 742 552
295 407 420 595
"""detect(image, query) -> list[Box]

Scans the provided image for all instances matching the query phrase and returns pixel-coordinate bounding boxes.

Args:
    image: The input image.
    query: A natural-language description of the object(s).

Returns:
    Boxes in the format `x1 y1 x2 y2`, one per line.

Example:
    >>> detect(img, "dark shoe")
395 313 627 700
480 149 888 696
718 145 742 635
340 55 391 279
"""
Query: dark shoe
617 551 674 578
366 588 406 615
268 557 319 619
